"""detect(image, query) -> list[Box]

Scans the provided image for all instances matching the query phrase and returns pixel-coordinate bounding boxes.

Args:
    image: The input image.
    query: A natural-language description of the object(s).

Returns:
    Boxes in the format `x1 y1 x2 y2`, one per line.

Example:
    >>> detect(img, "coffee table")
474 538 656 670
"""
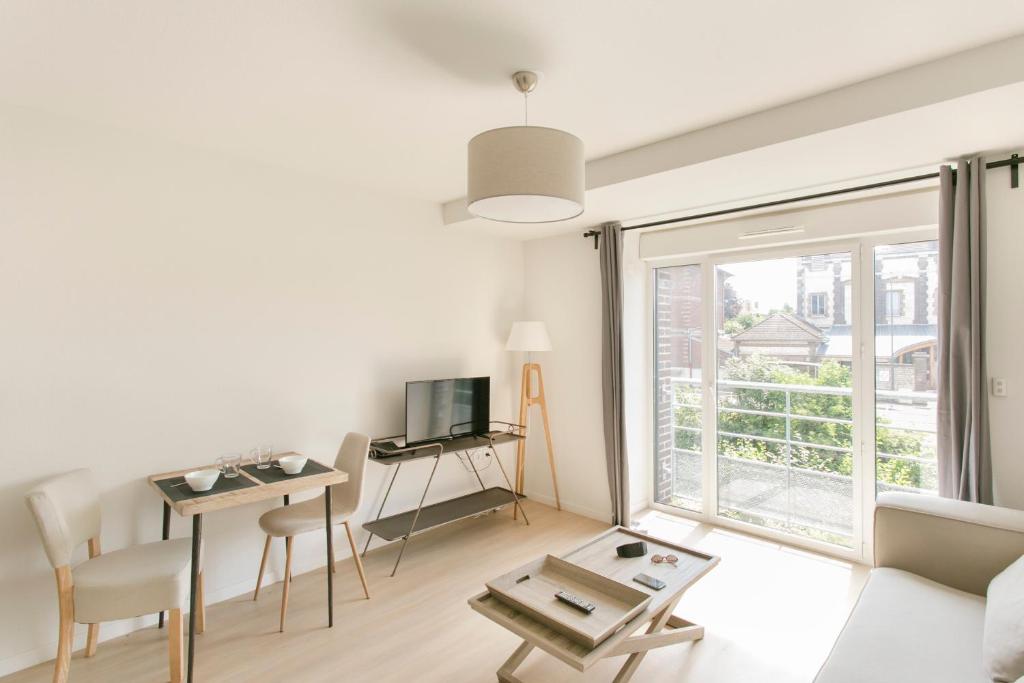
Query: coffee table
469 527 719 682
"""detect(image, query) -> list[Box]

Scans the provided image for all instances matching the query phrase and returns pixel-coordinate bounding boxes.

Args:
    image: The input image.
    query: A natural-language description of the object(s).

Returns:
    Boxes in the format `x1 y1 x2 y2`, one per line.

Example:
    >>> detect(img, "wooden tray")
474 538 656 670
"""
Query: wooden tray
486 554 653 648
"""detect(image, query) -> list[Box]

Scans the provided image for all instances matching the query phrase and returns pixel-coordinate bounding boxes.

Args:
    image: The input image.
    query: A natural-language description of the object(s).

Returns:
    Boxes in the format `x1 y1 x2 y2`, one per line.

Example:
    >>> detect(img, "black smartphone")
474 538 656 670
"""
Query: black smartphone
632 573 667 591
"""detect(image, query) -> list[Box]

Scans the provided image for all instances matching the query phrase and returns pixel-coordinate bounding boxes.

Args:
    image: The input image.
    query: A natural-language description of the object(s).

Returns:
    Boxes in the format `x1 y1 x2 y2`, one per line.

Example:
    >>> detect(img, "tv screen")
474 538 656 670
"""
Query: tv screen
406 377 490 445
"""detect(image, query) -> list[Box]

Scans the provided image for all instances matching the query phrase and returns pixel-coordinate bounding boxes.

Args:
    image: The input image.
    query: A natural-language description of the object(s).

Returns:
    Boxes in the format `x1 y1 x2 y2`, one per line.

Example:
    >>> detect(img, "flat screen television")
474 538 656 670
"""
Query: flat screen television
405 376 490 445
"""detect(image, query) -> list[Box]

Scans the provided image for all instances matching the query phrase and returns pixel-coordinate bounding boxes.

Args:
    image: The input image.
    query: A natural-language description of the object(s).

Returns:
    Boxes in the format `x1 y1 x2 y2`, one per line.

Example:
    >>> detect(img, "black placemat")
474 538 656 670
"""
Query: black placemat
155 471 258 502
241 458 333 484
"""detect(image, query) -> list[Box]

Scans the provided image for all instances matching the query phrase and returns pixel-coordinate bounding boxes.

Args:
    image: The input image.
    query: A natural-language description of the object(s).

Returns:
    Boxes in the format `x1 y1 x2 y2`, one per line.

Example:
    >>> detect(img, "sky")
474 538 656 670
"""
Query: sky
719 252 850 315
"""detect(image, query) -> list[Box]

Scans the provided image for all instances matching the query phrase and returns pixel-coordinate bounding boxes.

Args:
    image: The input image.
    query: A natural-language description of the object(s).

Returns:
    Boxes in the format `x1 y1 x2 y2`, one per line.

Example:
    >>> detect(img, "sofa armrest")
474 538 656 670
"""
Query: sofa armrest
874 492 1024 595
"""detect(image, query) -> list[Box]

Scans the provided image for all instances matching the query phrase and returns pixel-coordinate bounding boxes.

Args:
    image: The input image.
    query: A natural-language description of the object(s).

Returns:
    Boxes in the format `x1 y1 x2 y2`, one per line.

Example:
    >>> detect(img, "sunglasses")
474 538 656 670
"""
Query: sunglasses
651 554 678 568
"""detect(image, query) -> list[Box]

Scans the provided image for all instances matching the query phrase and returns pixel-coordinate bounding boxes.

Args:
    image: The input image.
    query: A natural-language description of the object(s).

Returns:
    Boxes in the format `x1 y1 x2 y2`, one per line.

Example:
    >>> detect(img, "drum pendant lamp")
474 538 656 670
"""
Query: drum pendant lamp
467 71 584 223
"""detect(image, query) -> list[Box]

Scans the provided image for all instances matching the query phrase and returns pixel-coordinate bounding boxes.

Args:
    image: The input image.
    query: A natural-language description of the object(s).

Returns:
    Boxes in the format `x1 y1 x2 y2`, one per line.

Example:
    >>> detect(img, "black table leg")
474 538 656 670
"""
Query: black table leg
159 501 170 629
187 514 202 683
325 486 334 627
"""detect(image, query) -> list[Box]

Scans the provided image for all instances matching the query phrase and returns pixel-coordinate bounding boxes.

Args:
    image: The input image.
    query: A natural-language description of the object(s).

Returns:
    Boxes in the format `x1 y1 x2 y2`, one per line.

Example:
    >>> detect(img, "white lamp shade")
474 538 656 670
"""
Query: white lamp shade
506 321 552 352
467 126 584 223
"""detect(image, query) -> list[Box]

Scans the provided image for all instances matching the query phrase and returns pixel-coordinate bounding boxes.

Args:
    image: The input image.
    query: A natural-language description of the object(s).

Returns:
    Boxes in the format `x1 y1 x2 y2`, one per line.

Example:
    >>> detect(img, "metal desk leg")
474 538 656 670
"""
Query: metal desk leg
325 486 334 627
363 462 402 557
159 501 170 629
490 447 529 525
187 514 202 683
390 455 440 577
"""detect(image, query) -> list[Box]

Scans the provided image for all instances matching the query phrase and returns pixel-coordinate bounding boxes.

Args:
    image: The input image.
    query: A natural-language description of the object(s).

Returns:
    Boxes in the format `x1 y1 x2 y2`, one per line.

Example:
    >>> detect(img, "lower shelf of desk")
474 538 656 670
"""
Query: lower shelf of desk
362 487 524 541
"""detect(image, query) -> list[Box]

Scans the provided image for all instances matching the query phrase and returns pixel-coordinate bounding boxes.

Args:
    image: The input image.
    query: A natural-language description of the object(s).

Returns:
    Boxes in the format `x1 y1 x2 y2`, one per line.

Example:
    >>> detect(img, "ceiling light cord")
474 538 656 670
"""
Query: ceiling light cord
523 91 529 127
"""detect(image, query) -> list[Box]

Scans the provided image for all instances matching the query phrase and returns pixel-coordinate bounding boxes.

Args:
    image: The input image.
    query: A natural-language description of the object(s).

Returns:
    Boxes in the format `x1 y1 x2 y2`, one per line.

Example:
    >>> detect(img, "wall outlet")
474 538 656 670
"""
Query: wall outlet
992 378 1008 397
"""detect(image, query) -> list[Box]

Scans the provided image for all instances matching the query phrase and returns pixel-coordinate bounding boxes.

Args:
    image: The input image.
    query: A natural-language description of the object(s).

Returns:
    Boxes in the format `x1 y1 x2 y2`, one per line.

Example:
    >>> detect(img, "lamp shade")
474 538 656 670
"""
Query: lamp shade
467 126 584 223
506 321 552 352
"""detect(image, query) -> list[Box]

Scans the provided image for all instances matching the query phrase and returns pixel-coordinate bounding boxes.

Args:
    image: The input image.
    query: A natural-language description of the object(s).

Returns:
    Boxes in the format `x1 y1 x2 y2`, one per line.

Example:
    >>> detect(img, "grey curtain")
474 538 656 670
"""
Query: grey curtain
937 158 992 503
599 221 629 526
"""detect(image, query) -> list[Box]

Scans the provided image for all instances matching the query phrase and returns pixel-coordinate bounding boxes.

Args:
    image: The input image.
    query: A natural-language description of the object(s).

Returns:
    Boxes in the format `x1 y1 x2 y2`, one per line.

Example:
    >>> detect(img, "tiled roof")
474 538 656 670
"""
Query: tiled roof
731 312 826 344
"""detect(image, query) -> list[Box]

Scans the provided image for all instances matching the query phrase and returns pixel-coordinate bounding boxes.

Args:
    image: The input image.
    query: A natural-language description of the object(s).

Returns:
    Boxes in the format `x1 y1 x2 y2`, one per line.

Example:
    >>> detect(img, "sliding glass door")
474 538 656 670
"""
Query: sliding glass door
872 240 939 496
652 232 938 557
714 251 856 548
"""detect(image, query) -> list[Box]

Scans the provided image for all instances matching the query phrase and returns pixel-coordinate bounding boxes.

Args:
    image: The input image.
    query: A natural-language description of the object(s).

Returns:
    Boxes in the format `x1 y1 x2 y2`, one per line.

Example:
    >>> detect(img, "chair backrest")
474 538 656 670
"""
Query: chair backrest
331 432 371 515
24 469 101 568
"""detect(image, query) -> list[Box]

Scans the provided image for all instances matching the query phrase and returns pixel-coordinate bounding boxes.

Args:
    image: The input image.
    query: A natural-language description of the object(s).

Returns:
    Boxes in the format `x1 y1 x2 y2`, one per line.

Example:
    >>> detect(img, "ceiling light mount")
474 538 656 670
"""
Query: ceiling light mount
511 70 539 95
466 70 585 224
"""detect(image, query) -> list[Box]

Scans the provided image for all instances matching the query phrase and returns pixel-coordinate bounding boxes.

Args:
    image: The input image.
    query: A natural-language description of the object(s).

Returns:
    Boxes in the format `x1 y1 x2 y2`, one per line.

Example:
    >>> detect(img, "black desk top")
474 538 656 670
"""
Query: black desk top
369 430 523 463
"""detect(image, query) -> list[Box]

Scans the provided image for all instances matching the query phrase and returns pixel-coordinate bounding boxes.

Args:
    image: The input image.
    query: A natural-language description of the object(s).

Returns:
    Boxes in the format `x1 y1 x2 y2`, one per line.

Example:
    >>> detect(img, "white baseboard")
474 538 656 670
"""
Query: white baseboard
525 491 611 524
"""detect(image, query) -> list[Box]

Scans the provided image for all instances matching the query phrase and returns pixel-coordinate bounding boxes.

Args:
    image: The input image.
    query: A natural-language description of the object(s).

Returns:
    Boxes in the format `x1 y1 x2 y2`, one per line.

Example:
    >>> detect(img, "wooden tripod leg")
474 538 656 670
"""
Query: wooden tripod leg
532 364 561 511
514 362 530 519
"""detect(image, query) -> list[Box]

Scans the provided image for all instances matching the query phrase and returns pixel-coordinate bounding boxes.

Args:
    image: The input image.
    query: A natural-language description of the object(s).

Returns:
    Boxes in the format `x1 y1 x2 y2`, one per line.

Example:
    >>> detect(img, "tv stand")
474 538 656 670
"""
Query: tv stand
362 422 528 576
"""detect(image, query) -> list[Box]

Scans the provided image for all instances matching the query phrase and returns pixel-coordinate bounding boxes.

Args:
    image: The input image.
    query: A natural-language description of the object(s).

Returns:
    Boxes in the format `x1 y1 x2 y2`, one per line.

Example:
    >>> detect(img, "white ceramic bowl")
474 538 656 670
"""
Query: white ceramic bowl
185 468 220 492
278 455 307 475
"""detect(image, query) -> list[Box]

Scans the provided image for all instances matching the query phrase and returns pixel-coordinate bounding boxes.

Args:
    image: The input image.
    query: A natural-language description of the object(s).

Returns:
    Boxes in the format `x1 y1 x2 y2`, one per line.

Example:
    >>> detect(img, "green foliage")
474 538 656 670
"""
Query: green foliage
672 355 932 489
723 312 765 335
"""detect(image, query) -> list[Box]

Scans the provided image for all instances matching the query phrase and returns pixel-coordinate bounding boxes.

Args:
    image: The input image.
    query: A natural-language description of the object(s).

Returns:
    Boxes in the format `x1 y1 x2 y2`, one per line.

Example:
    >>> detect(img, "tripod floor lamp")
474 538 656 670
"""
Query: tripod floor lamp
506 321 561 514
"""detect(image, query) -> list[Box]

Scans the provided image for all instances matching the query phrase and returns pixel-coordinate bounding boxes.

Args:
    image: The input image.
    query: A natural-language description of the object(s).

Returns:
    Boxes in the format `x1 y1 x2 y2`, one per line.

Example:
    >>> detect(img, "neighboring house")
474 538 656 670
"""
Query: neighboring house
728 247 939 391
728 312 826 370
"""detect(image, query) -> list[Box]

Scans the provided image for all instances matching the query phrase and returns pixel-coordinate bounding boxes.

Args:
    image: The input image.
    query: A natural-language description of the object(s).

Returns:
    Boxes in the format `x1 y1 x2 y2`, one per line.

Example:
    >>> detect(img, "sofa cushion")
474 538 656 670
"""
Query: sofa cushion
984 555 1024 682
815 568 987 683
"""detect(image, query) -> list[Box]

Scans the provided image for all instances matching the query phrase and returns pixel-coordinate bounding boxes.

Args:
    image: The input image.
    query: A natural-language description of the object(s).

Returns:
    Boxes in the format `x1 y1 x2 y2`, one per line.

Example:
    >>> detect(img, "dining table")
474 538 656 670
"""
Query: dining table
147 453 348 683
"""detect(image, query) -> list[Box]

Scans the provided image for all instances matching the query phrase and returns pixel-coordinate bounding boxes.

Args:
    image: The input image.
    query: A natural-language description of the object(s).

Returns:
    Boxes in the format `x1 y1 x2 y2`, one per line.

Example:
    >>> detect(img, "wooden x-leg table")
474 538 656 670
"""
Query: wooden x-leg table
470 527 719 683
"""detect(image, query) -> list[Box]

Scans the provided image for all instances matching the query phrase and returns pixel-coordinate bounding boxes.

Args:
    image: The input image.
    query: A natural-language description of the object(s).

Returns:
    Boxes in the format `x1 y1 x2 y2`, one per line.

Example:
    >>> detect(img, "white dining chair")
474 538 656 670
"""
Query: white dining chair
253 432 371 631
25 469 204 683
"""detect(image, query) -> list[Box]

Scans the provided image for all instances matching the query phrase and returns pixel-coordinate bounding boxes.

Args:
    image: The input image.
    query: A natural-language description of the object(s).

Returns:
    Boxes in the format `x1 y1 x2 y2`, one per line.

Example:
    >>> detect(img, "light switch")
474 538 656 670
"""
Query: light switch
992 378 1008 397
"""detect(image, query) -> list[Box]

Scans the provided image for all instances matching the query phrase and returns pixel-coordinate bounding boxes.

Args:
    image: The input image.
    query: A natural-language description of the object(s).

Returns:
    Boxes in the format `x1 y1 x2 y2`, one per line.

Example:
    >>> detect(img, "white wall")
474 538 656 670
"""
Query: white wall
0 105 524 675
519 230 650 523
520 234 610 521
986 160 1024 509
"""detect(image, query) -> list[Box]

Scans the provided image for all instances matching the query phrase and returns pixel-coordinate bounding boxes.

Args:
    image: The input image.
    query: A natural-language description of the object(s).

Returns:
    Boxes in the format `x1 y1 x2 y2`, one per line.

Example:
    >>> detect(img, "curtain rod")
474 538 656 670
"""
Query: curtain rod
582 154 1020 248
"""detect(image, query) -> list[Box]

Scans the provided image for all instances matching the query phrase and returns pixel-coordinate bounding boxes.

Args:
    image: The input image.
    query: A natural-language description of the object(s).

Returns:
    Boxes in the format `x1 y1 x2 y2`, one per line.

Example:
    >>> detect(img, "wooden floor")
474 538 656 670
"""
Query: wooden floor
2 502 868 683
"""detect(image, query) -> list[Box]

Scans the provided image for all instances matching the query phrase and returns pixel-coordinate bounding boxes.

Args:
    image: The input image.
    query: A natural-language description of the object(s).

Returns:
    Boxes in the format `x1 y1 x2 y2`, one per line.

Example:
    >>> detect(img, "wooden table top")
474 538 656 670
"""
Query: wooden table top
148 452 348 516
469 526 720 671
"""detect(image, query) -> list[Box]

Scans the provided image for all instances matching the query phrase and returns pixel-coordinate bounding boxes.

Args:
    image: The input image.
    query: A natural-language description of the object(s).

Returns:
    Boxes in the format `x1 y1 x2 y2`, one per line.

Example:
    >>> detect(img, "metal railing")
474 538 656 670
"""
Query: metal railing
663 375 938 538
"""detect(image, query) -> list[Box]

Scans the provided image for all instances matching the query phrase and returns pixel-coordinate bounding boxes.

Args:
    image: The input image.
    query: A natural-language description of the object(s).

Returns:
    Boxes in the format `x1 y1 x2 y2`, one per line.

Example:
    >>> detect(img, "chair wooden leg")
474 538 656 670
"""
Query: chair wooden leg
196 571 206 635
168 608 183 683
85 623 99 657
254 535 271 600
344 521 370 599
331 533 336 573
279 536 293 632
53 567 74 683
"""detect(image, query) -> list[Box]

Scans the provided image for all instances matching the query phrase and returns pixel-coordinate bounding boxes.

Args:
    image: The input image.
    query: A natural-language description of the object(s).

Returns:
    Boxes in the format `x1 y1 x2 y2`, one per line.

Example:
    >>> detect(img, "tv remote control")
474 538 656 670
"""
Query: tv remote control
555 590 596 614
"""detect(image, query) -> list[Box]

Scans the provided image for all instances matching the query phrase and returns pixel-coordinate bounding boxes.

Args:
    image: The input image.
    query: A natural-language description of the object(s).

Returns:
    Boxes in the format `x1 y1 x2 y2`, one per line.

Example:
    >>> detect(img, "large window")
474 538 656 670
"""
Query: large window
652 234 938 557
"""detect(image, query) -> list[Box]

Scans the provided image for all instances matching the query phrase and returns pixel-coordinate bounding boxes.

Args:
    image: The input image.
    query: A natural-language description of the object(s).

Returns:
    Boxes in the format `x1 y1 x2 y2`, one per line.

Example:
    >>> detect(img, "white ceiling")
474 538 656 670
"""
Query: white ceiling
2 1 1024 231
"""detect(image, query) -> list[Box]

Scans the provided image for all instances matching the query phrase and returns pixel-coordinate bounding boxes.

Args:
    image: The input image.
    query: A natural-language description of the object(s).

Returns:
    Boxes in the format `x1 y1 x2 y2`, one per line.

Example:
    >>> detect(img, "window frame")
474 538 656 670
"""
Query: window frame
647 227 939 565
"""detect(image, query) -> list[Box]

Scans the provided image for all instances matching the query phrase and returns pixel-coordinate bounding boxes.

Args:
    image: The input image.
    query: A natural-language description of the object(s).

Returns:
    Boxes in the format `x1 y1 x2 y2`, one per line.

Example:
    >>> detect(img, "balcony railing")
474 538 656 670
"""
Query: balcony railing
664 375 937 544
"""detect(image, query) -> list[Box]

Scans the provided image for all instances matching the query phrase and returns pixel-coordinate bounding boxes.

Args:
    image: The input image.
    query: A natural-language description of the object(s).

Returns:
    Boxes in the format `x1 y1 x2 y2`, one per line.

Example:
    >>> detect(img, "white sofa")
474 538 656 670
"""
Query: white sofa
815 492 1024 683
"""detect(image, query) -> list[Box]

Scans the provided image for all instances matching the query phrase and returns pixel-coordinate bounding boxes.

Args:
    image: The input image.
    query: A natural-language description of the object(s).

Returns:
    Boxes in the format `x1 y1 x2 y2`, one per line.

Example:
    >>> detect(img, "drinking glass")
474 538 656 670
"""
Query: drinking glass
216 453 242 478
254 445 273 470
